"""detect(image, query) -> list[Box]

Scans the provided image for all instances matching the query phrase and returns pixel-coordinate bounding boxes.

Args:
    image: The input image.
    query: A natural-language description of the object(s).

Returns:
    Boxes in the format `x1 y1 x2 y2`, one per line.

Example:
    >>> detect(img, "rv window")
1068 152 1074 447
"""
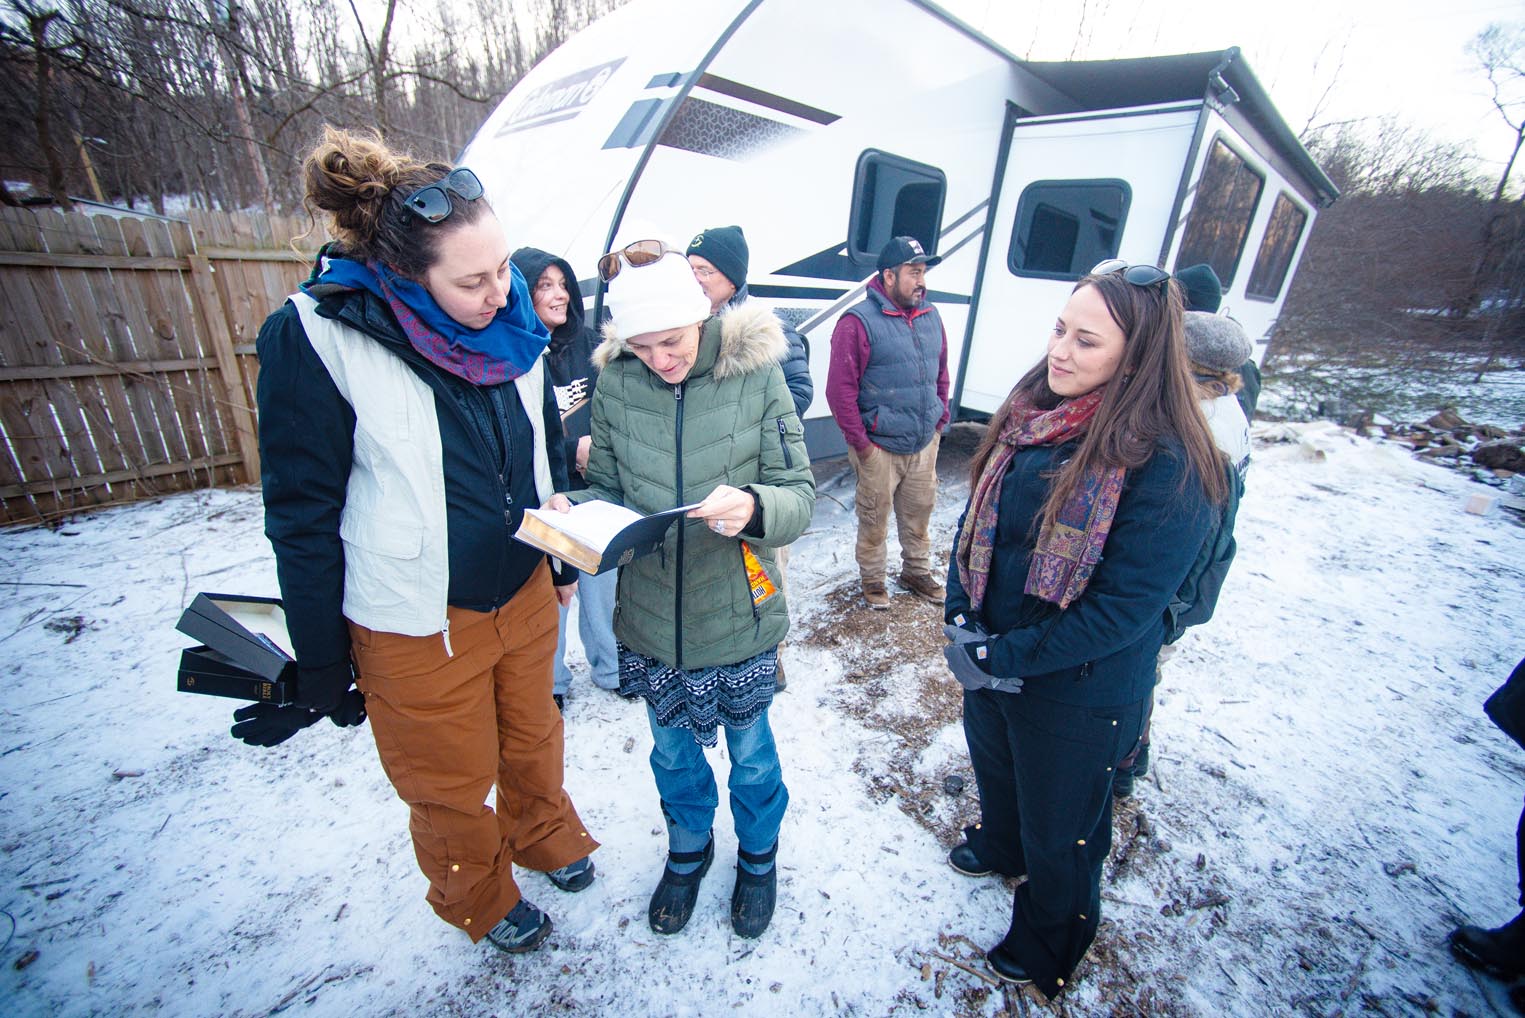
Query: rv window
1174 137 1264 287
1007 179 1131 280
848 151 946 266
1245 192 1309 302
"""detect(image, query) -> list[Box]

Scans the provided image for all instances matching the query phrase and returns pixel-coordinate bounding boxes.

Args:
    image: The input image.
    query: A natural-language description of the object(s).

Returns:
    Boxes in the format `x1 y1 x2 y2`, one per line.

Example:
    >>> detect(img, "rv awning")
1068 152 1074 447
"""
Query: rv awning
1021 49 1339 208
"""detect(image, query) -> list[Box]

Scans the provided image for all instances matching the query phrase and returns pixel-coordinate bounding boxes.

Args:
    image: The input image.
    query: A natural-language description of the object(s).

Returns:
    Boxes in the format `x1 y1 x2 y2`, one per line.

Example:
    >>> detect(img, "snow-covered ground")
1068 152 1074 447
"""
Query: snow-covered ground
2 420 1523 1016
1260 359 1525 431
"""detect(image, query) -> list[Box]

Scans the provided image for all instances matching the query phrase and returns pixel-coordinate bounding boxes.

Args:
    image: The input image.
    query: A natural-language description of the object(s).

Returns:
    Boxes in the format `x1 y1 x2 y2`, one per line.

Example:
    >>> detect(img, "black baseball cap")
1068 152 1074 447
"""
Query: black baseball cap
876 235 943 271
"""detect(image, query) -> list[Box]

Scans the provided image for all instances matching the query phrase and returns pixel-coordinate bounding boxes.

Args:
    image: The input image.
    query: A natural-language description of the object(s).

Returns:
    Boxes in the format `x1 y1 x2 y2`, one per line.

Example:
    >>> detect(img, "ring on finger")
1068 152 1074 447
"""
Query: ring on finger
711 519 725 534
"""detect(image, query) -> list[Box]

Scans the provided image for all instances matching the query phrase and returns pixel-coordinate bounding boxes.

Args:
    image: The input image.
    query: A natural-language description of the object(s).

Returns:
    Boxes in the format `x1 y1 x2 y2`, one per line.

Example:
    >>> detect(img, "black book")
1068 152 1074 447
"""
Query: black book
175 593 297 703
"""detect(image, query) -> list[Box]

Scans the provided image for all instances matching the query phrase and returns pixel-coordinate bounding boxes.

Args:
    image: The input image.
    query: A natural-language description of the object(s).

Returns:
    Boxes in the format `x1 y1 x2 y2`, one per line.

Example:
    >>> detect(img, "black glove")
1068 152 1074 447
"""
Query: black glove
230 701 322 747
946 609 979 630
294 662 368 728
230 688 366 747
942 643 1024 695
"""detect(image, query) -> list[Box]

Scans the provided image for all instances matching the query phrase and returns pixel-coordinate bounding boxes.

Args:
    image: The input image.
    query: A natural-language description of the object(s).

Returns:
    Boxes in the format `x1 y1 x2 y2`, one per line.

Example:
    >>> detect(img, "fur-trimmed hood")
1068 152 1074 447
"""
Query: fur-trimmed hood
592 301 786 380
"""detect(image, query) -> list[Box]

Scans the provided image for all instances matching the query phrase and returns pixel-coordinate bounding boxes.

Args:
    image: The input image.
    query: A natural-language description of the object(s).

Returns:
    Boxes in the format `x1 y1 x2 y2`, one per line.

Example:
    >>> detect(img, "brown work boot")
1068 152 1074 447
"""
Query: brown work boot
898 571 946 604
862 581 891 610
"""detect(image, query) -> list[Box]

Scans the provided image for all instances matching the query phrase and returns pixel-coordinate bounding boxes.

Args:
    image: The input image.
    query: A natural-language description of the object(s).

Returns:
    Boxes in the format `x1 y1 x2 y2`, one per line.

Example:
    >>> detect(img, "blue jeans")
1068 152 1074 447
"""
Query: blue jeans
646 704 788 860
553 568 619 695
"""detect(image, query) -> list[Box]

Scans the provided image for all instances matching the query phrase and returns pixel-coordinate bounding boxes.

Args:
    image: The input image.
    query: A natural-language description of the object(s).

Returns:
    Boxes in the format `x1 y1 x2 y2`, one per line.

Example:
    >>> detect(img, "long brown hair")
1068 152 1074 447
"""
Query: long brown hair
967 271 1227 535
301 125 489 279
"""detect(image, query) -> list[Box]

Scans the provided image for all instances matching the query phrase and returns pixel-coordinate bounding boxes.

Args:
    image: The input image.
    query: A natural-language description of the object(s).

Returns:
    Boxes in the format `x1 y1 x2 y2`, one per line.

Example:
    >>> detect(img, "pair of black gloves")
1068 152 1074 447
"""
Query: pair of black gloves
943 611 1025 694
230 661 367 747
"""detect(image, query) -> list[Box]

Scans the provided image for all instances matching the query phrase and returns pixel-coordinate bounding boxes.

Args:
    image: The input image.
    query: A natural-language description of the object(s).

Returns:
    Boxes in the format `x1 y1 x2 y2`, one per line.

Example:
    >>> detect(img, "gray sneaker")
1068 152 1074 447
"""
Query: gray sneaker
547 855 595 892
484 898 552 954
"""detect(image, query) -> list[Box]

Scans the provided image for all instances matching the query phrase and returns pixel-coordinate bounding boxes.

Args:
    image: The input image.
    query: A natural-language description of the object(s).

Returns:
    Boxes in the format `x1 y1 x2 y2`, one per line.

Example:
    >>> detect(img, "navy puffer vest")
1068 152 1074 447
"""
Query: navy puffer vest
842 287 943 455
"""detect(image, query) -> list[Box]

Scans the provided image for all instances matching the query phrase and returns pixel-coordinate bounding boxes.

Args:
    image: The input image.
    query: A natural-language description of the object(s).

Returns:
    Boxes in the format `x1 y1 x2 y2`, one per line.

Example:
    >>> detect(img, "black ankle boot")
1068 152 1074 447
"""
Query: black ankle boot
1450 910 1525 978
648 837 714 935
731 842 778 939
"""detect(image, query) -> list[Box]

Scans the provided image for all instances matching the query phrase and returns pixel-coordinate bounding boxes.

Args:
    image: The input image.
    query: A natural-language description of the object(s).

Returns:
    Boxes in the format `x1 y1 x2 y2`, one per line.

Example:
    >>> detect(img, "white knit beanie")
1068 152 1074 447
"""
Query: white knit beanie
605 251 711 339
1183 311 1252 372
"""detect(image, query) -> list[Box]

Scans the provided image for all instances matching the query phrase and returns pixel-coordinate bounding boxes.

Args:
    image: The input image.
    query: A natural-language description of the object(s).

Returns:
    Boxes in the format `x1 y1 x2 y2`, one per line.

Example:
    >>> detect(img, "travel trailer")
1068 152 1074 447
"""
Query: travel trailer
460 0 1337 457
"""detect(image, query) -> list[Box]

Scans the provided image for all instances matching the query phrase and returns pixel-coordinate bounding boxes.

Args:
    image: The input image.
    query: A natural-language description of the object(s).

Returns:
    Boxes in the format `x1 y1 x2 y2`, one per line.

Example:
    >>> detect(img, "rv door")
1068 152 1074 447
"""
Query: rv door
955 102 1199 417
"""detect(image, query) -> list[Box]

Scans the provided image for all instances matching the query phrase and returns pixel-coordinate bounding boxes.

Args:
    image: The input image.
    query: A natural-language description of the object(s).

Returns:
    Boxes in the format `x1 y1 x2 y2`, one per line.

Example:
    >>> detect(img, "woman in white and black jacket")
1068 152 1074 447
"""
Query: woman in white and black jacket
248 127 598 957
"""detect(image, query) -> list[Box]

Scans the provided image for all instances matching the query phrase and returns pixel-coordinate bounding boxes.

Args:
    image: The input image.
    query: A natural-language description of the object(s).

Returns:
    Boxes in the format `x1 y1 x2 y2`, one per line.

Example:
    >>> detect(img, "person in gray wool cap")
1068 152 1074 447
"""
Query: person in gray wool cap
1184 311 1252 479
1174 263 1260 419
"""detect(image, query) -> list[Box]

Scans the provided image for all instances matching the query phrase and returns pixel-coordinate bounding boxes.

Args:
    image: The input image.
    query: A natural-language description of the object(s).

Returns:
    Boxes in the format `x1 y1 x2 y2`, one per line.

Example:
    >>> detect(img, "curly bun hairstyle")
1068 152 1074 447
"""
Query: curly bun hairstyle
302 125 489 279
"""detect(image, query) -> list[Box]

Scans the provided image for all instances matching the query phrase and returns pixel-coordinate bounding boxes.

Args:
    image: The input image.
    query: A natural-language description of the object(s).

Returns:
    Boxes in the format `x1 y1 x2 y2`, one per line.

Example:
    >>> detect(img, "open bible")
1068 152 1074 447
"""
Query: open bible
515 499 699 574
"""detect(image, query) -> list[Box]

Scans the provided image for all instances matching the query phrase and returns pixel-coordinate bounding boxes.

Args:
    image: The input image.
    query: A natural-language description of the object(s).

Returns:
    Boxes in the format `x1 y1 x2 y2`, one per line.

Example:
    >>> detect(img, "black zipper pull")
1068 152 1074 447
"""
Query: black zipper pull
776 417 793 468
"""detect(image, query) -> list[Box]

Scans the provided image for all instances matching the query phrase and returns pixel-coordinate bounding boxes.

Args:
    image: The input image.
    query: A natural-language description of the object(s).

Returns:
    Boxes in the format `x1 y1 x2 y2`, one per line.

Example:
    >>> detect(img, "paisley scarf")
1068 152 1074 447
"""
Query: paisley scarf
956 388 1125 611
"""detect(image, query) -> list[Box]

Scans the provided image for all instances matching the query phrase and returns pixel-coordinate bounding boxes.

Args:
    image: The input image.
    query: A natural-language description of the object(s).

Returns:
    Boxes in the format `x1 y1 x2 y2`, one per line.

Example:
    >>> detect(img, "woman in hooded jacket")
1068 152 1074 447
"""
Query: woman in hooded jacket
511 247 622 706
545 239 815 940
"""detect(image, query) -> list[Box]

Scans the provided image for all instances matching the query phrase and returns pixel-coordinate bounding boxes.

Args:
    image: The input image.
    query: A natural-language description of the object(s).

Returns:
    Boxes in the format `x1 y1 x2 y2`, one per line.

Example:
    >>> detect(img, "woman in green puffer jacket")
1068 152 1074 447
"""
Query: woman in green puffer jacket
545 239 814 941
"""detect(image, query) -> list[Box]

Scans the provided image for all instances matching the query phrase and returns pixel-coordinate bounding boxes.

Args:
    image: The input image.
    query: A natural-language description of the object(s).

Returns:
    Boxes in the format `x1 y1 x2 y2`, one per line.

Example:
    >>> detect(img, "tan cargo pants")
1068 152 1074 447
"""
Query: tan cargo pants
846 432 940 584
348 562 599 940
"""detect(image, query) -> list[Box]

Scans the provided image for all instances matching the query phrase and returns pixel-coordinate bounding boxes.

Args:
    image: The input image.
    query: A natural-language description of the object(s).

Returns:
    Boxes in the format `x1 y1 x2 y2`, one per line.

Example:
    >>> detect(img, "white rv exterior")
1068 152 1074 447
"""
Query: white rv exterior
460 0 1337 457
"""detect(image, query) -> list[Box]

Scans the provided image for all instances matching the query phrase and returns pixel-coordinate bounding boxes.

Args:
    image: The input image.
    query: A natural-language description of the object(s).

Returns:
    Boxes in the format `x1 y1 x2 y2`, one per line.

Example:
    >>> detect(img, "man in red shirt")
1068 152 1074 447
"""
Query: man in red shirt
825 236 950 609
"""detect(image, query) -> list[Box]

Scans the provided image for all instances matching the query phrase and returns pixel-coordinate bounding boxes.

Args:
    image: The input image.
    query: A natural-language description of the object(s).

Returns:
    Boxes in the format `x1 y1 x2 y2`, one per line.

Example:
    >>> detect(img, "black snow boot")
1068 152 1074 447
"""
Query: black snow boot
648 837 713 935
730 842 778 939
1450 910 1525 978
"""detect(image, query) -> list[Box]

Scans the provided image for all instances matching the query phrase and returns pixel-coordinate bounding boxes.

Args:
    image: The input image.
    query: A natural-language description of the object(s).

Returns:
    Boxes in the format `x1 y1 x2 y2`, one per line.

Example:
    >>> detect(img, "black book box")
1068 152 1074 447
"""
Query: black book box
175 594 297 704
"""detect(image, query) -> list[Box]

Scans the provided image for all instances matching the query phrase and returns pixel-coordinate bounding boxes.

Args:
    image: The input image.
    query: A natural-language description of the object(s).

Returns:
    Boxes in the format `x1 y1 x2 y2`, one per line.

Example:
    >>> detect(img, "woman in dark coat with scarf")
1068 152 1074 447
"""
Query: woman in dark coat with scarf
940 262 1225 996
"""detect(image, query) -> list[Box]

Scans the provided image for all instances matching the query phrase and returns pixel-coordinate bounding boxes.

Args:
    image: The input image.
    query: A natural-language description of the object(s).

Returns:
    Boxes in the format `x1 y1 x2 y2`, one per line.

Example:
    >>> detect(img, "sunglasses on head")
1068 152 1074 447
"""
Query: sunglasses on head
597 239 682 282
1090 258 1171 288
401 168 484 224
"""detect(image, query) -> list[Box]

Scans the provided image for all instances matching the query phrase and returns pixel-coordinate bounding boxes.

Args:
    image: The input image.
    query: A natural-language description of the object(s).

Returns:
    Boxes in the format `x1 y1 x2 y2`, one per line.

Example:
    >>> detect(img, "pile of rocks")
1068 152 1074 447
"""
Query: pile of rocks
1381 408 1525 495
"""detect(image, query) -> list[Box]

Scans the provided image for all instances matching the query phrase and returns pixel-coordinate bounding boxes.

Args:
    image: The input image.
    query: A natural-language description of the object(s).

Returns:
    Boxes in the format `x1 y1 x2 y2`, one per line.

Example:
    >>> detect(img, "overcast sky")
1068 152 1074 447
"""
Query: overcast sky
940 0 1525 185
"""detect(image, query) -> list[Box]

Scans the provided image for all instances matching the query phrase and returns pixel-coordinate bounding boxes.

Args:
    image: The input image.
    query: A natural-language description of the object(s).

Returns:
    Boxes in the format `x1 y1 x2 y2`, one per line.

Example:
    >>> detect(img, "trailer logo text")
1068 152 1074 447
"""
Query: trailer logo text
498 58 627 136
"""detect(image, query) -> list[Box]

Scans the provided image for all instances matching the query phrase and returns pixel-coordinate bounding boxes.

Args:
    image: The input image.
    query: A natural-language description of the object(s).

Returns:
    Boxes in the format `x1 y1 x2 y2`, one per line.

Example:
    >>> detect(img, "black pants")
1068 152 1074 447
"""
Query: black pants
962 687 1148 997
1516 798 1525 909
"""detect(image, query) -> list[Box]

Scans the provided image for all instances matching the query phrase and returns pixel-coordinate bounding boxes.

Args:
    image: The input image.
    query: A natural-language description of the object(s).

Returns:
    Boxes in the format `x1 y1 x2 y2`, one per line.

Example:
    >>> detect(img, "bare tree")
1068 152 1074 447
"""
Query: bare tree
0 2 93 207
1469 23 1525 206
0 0 628 211
1464 22 1525 379
1271 122 1493 375
1297 34 1350 139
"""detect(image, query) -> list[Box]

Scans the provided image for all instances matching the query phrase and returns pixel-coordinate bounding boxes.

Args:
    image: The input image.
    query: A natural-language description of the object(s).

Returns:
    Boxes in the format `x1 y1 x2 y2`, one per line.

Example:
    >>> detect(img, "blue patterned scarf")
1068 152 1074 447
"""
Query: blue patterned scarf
311 255 549 384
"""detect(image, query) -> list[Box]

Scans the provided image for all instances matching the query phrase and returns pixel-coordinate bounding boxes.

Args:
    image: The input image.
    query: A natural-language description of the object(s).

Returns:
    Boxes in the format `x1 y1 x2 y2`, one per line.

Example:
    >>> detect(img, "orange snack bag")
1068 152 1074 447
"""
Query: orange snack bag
741 542 778 608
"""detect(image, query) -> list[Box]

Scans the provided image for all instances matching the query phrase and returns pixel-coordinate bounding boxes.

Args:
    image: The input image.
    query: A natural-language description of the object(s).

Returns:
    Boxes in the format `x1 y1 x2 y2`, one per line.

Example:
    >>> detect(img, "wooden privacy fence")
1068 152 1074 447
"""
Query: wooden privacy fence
0 206 318 525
